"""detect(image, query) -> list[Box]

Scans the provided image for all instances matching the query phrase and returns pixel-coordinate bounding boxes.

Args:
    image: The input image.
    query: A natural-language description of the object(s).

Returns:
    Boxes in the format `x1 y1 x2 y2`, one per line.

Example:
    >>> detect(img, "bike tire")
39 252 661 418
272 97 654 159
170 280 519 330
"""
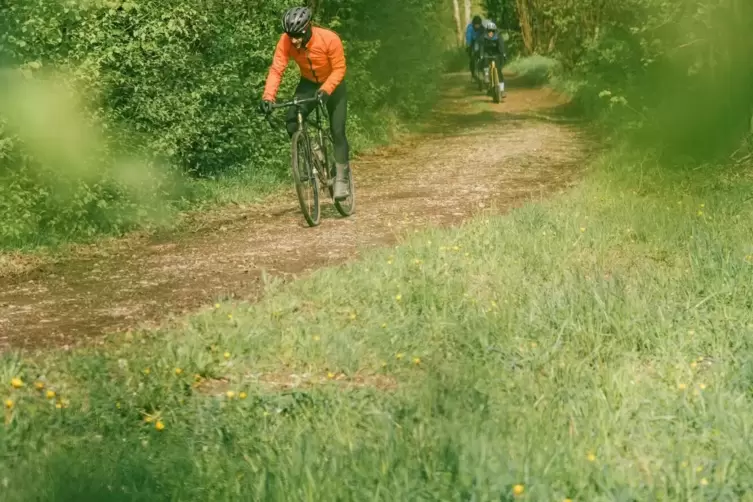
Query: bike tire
291 130 320 227
491 63 501 104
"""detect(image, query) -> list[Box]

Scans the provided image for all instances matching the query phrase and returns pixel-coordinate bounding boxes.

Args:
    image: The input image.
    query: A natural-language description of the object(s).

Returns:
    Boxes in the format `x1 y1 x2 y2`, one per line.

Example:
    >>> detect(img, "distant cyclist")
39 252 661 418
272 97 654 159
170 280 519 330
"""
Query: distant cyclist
479 20 507 97
465 15 483 82
259 6 350 201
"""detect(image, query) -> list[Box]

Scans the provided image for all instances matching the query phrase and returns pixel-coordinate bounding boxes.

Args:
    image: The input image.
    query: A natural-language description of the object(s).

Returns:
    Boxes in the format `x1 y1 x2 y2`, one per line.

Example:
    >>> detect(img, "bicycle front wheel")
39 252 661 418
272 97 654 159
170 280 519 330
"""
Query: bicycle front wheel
491 62 501 104
291 130 321 227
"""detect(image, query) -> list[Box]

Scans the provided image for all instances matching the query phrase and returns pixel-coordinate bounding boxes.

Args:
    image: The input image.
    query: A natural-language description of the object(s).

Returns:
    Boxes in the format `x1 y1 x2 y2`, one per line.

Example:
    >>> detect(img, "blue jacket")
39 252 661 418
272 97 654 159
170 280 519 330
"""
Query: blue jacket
465 24 482 46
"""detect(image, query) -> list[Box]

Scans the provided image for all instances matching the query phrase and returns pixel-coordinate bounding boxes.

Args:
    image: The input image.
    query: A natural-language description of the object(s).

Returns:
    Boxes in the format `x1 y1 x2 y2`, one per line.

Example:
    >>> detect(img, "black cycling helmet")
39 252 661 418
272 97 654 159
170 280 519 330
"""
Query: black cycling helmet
282 6 312 36
472 15 482 26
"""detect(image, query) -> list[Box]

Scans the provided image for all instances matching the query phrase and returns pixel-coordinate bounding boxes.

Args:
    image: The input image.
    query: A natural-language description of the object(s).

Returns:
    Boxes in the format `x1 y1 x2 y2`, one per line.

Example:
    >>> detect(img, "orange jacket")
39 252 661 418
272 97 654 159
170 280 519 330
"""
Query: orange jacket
263 27 347 101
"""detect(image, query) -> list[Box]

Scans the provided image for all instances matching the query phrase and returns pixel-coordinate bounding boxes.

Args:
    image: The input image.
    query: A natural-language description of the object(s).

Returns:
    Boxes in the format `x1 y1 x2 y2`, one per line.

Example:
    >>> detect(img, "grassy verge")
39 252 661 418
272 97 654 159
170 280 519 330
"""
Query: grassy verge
2 150 753 500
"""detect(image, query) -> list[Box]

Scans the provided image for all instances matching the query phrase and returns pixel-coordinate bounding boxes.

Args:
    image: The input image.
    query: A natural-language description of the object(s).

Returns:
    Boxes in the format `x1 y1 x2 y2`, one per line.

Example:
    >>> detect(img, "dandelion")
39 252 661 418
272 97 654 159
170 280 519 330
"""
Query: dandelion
381 323 387 329
381 361 388 368
175 368 183 375
155 421 165 432
226 391 236 399
452 246 460 252
414 259 422 265
587 452 596 462
513 484 525 496
690 361 698 369
224 352 231 359
313 335 321 342
4 399 13 409
34 381 45 391
563 499 573 502
678 383 687 390
349 312 357 320
413 357 421 366
396 353 405 360
227 314 233 320
10 378 23 389
395 294 402 302
214 303 220 309
327 372 336 380
239 392 247 400
697 211 704 216
46 390 56 400
699 383 707 390
580 227 586 233
55 402 62 409
143 368 151 375
700 478 708 486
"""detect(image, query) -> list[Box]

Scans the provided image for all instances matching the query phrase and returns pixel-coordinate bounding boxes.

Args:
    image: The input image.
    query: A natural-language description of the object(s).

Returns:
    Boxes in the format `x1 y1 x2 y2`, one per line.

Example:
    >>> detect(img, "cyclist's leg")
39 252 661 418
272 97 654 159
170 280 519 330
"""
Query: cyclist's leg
326 81 350 200
285 79 319 137
467 46 475 80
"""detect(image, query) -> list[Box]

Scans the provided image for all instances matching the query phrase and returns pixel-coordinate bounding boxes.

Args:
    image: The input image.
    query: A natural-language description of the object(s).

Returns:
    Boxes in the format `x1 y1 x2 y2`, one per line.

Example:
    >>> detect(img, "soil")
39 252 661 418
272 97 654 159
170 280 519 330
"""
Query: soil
0 73 591 351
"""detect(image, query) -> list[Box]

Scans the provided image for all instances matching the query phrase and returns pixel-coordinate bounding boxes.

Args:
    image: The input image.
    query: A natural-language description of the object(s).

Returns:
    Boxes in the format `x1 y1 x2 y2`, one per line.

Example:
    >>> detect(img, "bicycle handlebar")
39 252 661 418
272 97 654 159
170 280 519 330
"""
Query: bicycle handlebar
270 95 321 110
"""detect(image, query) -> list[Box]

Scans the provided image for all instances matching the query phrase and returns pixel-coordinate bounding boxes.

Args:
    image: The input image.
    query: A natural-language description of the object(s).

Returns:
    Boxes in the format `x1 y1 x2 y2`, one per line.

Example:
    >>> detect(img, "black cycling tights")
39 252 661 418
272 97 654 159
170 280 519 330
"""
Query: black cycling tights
286 78 349 165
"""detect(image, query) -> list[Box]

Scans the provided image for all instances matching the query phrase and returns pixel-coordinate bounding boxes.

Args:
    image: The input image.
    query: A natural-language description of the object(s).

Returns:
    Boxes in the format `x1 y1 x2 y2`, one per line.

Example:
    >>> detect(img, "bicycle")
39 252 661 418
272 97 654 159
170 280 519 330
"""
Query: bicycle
264 96 355 227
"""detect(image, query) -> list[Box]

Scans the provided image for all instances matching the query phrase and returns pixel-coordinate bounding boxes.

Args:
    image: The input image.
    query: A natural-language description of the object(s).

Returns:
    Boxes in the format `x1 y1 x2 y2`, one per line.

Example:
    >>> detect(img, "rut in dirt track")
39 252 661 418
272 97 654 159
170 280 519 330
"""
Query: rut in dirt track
0 73 590 351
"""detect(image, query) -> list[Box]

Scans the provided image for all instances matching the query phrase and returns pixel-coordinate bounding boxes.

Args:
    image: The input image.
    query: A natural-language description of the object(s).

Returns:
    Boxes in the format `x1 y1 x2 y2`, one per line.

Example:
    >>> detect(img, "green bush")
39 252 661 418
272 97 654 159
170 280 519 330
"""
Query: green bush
0 0 453 248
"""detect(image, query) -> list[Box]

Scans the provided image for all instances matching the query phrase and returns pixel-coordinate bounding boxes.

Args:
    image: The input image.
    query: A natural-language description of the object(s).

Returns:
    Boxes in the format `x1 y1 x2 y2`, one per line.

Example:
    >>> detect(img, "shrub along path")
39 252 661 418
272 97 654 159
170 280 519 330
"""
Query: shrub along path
0 73 589 350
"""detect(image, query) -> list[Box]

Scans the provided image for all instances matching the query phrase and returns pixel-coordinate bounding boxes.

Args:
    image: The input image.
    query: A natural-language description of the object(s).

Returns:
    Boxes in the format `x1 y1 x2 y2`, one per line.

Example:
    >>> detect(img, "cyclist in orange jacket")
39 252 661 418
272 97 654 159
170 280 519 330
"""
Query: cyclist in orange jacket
259 6 350 201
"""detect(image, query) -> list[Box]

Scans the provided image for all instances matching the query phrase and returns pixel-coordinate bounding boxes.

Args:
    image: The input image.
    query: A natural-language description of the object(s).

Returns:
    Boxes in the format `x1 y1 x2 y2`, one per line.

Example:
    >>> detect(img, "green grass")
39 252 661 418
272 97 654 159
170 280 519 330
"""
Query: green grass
505 55 561 87
2 151 753 500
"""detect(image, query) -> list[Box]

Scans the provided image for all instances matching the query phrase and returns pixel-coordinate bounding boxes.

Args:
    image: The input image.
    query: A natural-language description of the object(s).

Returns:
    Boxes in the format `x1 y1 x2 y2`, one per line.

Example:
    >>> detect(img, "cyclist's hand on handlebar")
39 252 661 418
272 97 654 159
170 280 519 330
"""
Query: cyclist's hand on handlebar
315 89 330 105
258 99 274 115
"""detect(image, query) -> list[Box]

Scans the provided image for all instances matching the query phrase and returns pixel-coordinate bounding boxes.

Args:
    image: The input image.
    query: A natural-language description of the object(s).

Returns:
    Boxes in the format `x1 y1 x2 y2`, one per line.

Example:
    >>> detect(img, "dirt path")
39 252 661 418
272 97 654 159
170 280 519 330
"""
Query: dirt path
0 74 590 351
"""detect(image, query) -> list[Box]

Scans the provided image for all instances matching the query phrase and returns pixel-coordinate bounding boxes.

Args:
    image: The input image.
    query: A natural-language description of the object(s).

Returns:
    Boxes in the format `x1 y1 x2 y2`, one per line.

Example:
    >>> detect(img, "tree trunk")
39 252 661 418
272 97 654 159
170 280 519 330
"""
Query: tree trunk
515 0 534 55
452 0 464 46
464 0 471 26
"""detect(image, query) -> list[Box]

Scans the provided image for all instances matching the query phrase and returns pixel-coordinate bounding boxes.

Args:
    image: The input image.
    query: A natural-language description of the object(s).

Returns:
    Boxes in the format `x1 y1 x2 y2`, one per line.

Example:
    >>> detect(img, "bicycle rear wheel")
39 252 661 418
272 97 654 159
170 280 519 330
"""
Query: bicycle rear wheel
291 130 320 227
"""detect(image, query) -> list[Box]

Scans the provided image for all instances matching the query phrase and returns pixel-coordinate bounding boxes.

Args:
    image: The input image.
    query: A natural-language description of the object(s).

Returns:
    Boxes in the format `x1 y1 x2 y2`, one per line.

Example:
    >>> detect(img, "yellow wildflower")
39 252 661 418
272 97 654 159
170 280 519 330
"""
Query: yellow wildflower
700 478 708 486
46 390 56 399
10 377 23 389
395 294 402 302
313 335 321 342
226 391 236 399
413 357 421 366
143 368 151 375
327 372 336 380
239 392 247 400
34 381 45 391
678 383 687 390
224 352 231 359
396 353 405 360
175 368 183 375
155 421 165 431
4 399 13 409
513 484 525 496
587 452 596 462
